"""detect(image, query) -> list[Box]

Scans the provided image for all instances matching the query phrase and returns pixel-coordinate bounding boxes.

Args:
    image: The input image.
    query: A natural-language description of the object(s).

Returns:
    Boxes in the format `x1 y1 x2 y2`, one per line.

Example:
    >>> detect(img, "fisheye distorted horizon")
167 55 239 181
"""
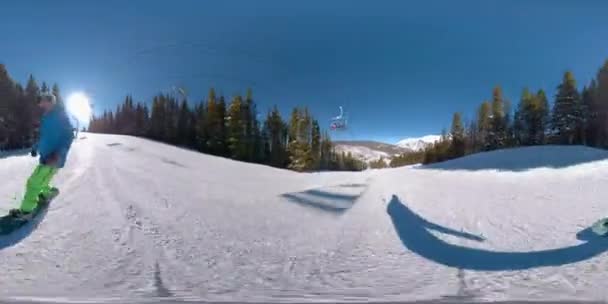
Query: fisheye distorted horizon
2 0 608 144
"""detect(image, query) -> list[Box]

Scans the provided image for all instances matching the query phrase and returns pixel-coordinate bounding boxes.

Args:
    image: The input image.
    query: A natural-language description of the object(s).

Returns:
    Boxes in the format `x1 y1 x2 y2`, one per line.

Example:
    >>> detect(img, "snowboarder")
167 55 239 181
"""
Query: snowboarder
9 91 74 216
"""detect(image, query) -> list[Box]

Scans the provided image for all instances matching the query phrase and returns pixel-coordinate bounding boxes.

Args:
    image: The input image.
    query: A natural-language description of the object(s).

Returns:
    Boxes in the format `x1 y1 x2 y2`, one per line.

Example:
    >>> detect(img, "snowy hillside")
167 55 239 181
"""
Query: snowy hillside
333 139 438 165
2 133 608 303
396 135 441 151
333 141 405 164
420 144 608 171
333 144 390 163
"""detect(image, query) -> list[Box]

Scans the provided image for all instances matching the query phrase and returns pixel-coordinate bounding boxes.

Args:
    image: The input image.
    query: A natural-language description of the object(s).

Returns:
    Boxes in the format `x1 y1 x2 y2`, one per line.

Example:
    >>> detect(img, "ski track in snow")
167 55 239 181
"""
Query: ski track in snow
2 133 608 303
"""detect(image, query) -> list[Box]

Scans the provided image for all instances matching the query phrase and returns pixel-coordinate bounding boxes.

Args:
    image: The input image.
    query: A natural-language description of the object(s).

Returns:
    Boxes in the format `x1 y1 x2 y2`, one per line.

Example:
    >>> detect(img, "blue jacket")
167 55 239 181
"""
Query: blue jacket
33 105 75 168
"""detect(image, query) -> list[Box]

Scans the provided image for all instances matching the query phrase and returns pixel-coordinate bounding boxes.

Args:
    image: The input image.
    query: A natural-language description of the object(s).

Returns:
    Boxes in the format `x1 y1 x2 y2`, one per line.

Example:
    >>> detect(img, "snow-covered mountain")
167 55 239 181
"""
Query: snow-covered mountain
2 133 608 302
396 135 441 151
333 141 408 164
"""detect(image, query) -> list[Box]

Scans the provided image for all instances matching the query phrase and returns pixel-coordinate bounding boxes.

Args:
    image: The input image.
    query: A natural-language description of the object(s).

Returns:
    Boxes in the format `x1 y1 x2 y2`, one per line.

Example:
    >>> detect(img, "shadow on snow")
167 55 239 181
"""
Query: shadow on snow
387 195 608 271
281 188 361 214
0 206 50 250
0 149 31 160
337 183 368 188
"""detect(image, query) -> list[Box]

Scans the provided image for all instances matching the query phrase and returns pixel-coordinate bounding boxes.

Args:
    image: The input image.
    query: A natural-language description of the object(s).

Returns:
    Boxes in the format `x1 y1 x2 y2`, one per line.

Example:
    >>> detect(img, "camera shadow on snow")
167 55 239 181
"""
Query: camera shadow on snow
386 194 608 271
0 206 51 251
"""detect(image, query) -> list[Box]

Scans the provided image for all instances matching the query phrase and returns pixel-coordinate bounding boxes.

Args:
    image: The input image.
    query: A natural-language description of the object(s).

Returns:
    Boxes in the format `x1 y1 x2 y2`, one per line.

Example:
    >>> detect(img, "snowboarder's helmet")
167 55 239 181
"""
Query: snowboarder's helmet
38 92 57 104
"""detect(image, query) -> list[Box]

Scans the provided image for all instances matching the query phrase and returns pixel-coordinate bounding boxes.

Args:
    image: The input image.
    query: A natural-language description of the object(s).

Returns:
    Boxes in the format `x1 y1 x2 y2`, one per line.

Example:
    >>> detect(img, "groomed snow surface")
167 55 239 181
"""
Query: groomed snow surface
2 133 608 303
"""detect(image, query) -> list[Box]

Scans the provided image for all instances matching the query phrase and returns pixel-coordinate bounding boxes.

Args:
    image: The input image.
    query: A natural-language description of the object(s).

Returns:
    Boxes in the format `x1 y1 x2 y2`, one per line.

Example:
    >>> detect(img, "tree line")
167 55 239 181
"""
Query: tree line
0 63 365 171
88 88 366 171
389 60 608 167
0 64 68 151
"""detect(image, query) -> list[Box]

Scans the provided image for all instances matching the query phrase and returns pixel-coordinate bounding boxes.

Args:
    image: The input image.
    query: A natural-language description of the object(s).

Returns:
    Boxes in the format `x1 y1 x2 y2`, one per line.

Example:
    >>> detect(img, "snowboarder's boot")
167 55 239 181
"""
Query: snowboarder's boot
38 187 59 203
7 188 57 219
8 208 30 218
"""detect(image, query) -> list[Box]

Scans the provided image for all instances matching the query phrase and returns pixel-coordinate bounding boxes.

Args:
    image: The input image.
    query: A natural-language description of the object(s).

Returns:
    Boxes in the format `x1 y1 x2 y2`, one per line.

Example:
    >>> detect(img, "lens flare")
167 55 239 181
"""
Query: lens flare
66 92 92 124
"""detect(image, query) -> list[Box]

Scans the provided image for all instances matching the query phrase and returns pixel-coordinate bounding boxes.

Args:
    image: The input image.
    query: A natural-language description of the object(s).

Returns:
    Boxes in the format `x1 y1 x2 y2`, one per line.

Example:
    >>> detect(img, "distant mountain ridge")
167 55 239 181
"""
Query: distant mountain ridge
396 135 441 151
333 135 441 165
333 141 405 164
334 140 407 154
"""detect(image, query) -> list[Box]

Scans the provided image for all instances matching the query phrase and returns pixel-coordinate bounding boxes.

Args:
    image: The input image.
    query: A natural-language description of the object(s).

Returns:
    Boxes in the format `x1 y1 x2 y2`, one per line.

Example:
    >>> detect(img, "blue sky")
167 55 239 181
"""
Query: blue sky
2 0 608 143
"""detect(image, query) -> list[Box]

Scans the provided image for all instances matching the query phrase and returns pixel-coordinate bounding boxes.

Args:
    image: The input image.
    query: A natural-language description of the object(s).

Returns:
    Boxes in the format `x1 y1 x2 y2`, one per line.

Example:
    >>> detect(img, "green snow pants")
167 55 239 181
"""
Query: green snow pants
19 164 58 212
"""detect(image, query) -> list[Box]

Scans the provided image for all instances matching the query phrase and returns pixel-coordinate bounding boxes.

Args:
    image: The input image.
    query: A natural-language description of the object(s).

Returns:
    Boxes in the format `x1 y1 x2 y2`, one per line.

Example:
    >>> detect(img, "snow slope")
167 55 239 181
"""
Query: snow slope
420 144 608 172
2 133 608 303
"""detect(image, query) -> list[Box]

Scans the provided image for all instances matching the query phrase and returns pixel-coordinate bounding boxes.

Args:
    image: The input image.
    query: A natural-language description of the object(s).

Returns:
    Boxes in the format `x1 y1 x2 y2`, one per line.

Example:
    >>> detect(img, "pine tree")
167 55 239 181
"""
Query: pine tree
108 111 115 134
488 86 507 150
515 88 534 145
149 95 165 140
195 100 208 152
287 108 301 168
134 102 149 136
177 99 190 146
52 83 63 106
593 60 608 147
244 88 263 162
503 98 514 147
536 89 550 144
167 95 180 144
242 89 254 161
263 106 289 168
513 103 524 146
311 119 321 169
582 82 598 146
260 113 271 165
126 95 137 134
551 71 583 144
40 82 49 94
465 119 478 154
580 85 593 146
299 108 314 170
476 101 492 151
187 103 197 148
512 89 549 145
370 157 388 169
24 75 41 145
117 95 137 135
227 95 247 160
216 96 227 156
390 150 426 167
319 131 333 170
0 66 9 149
13 83 30 147
449 112 465 158
0 64 18 149
424 129 451 164
287 107 313 171
288 108 300 144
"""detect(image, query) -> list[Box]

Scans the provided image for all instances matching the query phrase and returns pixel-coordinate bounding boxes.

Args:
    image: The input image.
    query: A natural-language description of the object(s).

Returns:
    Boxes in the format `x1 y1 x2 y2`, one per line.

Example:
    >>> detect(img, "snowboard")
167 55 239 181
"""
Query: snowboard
591 217 608 236
0 188 59 236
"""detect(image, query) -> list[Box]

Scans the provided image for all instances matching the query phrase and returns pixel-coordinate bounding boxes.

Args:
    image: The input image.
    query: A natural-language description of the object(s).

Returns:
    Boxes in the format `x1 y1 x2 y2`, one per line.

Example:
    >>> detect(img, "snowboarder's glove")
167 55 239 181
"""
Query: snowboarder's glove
30 149 37 157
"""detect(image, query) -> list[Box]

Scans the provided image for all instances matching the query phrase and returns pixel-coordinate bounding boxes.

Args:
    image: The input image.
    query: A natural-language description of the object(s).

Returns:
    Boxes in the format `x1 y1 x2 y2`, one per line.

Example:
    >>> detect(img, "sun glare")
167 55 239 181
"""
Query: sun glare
66 92 92 124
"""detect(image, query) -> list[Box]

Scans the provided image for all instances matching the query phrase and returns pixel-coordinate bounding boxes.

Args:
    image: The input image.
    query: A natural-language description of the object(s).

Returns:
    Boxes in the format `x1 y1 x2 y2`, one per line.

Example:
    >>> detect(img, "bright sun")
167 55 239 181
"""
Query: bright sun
66 92 92 124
